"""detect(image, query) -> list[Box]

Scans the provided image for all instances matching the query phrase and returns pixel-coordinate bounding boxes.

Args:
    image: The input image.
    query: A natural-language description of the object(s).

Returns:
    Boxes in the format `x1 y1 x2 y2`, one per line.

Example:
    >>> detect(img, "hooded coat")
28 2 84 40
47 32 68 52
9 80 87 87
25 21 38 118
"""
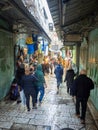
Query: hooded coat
54 64 63 82
35 64 45 87
64 69 75 88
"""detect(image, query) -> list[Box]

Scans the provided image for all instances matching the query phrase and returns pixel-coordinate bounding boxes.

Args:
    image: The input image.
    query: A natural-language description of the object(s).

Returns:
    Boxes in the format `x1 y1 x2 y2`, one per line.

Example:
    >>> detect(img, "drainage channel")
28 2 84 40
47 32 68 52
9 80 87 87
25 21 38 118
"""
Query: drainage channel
61 126 85 130
61 128 74 130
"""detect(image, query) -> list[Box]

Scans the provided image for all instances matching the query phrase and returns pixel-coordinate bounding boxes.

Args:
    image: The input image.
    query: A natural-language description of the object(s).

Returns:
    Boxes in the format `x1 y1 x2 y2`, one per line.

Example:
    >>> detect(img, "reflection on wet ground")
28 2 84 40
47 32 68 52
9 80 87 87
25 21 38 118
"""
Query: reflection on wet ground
0 75 97 130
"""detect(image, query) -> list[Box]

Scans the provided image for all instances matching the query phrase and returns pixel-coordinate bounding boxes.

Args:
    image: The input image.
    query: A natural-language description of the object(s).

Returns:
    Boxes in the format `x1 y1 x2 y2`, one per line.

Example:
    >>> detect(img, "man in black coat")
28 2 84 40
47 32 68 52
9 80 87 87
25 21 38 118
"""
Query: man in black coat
64 65 75 96
73 69 94 124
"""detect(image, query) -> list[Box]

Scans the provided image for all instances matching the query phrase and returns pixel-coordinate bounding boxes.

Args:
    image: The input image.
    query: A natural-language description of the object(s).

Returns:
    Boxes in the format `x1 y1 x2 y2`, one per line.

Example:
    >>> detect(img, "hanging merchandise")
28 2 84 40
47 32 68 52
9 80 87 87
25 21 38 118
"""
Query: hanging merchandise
62 50 65 59
44 42 48 54
44 45 48 56
32 34 39 51
26 37 33 44
34 42 38 51
32 34 38 43
40 39 48 54
41 39 45 51
27 44 35 54
38 43 42 54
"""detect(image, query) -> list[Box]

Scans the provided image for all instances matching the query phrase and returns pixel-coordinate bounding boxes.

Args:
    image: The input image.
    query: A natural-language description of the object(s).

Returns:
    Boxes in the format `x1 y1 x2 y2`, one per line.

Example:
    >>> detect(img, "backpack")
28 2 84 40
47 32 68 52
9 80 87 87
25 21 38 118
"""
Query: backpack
10 79 19 100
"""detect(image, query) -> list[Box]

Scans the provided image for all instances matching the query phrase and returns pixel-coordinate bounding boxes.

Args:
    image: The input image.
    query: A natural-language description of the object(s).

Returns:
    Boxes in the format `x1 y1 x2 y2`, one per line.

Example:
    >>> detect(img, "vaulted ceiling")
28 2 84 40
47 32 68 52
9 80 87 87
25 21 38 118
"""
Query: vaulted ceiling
47 0 98 45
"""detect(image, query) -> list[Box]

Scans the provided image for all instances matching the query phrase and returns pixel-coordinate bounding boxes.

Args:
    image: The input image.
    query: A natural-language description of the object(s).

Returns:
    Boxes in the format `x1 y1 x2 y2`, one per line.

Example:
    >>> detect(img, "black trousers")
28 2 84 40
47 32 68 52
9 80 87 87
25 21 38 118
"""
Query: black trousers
76 97 88 120
24 88 36 110
67 85 73 96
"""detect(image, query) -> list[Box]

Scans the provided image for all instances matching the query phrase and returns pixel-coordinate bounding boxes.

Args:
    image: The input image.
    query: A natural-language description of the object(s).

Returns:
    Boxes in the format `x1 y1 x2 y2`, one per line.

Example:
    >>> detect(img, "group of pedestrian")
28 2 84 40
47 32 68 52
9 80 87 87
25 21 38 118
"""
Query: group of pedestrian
10 55 94 124
54 59 94 124
10 54 47 112
41 59 54 76
21 63 47 111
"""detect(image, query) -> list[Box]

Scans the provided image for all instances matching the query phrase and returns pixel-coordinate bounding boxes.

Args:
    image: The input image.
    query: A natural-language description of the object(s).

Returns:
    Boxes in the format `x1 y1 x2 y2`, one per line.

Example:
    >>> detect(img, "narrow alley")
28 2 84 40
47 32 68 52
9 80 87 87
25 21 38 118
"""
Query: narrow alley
0 1 98 130
0 74 97 130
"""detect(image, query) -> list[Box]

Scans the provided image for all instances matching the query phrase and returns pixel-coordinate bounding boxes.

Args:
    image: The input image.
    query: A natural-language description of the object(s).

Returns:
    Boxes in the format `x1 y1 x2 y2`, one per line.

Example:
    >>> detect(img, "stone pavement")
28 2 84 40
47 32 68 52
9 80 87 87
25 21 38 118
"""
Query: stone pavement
0 74 97 130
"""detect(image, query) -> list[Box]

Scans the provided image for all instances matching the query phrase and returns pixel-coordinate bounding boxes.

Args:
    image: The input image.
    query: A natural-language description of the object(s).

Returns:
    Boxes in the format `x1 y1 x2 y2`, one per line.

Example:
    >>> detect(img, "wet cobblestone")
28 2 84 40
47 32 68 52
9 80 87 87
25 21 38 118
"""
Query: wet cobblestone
0 74 97 130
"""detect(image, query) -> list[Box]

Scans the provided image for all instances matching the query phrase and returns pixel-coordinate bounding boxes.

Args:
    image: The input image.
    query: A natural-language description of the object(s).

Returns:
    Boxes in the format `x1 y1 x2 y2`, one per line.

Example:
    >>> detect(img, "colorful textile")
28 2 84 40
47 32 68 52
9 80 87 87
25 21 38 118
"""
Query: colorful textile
32 34 38 43
27 44 34 54
34 43 38 51
26 37 33 44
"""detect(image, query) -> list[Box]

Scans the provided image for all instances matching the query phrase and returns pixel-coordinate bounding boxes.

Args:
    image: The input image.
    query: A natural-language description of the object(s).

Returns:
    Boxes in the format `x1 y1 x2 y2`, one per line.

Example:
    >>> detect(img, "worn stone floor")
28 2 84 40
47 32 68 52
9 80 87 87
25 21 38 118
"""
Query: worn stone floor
0 74 97 130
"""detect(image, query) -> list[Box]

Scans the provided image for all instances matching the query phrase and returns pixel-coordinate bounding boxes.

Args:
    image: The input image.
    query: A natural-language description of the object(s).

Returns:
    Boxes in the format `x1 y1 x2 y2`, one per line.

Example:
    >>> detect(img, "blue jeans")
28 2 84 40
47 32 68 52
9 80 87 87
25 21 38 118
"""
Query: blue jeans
57 78 62 89
37 86 45 102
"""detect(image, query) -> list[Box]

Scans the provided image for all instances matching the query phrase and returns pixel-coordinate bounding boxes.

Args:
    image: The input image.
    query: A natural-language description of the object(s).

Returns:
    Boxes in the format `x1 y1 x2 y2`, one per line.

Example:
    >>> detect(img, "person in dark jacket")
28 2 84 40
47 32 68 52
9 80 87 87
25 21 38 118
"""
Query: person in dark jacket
16 63 25 87
73 69 94 124
54 60 63 94
64 65 75 96
15 62 25 103
21 67 38 111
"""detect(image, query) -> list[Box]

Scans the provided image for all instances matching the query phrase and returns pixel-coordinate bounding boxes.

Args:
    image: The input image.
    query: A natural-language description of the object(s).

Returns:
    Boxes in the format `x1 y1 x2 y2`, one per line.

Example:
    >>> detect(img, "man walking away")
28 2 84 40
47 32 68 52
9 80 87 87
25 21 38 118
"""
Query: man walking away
73 69 94 124
64 65 75 96
54 60 63 94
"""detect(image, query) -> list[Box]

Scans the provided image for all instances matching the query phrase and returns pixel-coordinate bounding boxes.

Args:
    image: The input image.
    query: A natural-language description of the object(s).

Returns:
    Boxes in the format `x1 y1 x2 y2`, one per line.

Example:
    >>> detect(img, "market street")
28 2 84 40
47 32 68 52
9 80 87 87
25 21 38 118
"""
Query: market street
0 74 97 130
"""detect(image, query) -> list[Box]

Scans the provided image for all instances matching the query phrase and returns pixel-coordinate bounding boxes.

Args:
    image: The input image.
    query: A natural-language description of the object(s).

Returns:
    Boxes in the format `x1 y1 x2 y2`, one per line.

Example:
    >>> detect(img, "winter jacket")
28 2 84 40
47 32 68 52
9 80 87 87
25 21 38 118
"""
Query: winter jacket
15 67 25 85
54 64 63 81
21 74 38 93
64 69 75 88
73 74 94 99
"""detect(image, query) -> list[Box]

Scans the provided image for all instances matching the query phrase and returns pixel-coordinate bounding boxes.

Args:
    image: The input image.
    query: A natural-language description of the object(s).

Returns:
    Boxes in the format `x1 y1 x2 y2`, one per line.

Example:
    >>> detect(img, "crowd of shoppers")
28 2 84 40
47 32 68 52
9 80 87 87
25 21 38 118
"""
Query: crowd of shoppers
10 54 49 111
10 54 94 125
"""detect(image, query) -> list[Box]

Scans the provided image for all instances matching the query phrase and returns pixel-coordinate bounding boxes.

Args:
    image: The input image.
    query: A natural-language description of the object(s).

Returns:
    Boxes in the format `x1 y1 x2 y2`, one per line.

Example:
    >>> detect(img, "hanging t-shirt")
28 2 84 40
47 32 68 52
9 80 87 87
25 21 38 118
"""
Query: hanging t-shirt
27 44 34 54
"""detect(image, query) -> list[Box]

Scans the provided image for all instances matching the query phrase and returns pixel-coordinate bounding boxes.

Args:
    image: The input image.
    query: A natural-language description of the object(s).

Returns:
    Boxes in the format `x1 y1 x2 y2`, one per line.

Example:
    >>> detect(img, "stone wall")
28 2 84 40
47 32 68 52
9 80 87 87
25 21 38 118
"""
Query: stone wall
0 30 14 100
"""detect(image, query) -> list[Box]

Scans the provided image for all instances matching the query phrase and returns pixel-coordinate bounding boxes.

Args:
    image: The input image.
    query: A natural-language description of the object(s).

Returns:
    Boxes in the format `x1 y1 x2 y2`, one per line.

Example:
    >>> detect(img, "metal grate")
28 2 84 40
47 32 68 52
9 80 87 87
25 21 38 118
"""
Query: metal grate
61 128 74 130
